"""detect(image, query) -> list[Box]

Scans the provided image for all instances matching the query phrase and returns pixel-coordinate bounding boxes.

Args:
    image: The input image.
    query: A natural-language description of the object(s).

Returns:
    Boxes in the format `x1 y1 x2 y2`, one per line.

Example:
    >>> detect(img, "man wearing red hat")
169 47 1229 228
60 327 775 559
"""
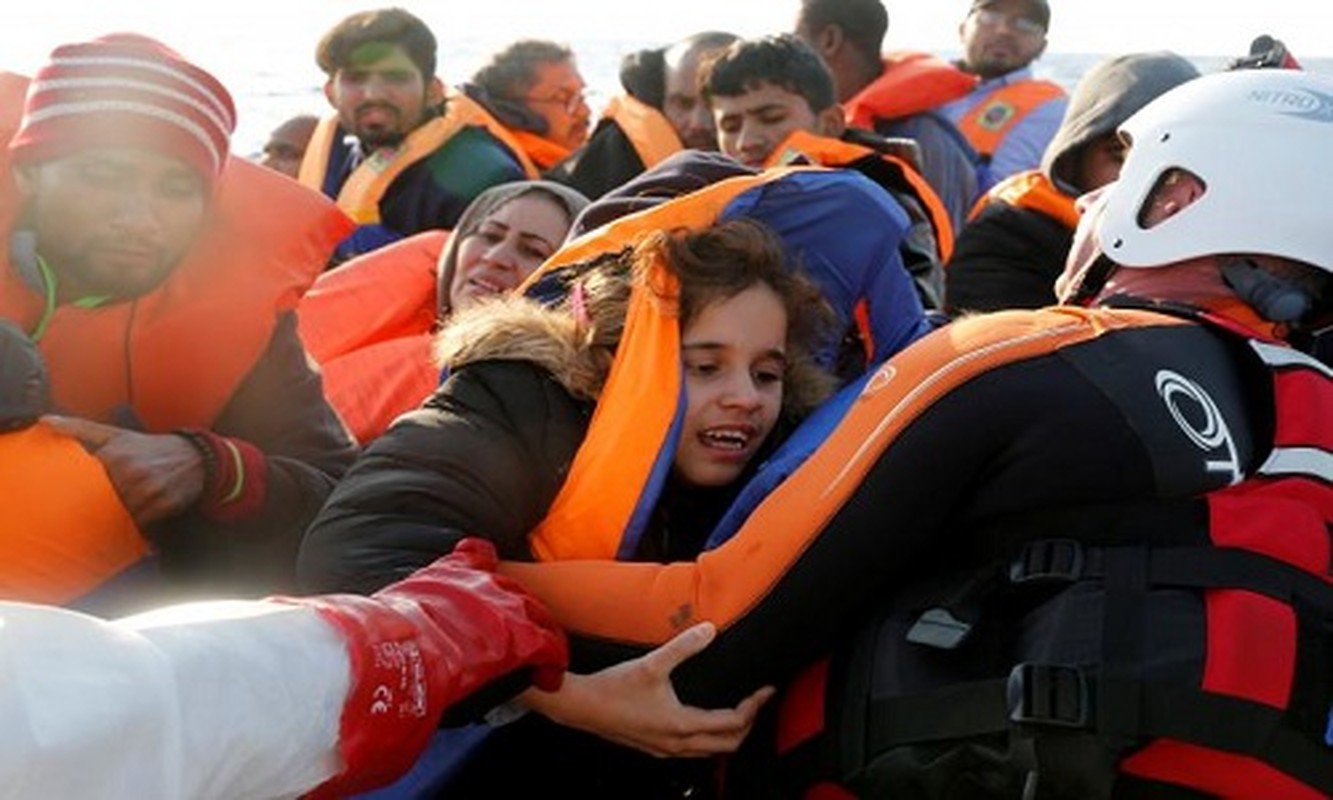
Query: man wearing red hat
0 34 359 610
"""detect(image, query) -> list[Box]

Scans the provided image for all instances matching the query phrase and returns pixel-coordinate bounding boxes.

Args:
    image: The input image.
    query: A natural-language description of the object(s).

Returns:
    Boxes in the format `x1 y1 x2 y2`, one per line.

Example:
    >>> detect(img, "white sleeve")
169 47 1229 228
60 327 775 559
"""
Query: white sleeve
0 600 350 800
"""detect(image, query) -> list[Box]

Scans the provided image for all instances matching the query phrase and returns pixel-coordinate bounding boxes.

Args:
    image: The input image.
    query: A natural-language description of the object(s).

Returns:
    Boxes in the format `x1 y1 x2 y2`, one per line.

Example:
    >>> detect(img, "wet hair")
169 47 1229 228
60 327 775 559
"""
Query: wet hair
580 218 838 417
472 40 575 98
700 34 838 113
796 0 888 65
316 7 437 81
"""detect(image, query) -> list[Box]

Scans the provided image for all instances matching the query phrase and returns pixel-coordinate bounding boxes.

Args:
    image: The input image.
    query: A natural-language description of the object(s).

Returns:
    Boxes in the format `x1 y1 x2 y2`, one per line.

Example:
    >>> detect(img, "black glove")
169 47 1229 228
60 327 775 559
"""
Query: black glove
0 319 49 432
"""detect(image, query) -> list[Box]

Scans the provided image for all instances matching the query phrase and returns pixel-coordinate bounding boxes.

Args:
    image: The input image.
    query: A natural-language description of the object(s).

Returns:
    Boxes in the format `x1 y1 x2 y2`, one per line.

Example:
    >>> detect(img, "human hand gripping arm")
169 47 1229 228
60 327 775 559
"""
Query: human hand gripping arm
40 415 208 525
0 539 566 800
41 414 287 525
295 538 568 797
521 622 776 758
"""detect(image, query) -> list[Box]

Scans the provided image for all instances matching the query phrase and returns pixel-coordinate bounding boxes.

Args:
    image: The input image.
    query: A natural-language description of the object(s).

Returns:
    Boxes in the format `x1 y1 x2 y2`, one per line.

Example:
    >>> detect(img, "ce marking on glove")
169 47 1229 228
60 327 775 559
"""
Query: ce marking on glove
371 684 393 714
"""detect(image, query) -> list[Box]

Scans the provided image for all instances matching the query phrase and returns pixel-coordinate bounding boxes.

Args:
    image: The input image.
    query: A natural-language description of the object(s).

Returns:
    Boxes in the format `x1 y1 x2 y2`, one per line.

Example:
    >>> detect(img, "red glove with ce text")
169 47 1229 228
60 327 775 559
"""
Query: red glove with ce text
297 538 567 798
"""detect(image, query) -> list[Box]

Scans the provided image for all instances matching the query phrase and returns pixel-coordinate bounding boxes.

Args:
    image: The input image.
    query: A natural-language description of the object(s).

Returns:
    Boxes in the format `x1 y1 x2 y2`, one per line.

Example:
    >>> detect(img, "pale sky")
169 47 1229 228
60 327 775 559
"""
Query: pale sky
7 0 1333 69
4 1 1332 152
6 0 1333 70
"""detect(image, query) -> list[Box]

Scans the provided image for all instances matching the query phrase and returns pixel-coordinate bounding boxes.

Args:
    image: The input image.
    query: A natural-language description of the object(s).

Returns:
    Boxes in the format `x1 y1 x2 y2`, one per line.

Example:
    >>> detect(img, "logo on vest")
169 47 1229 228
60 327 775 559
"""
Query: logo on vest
976 101 1017 131
1155 369 1242 484
366 143 405 174
862 363 897 397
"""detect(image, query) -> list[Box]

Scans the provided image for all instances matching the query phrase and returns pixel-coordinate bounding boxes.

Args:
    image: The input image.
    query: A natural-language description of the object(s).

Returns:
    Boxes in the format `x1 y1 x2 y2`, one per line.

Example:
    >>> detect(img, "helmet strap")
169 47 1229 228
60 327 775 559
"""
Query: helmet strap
1068 254 1118 306
1220 258 1313 323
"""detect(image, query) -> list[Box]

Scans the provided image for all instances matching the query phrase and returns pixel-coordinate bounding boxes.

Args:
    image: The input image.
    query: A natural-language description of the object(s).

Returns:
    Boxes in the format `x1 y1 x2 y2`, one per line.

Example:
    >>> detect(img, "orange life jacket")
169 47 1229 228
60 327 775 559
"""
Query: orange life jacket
967 168 1079 228
0 424 147 606
507 128 574 172
521 165 925 562
599 94 684 171
953 79 1066 159
0 71 350 607
298 230 449 443
501 306 1191 645
770 129 955 261
297 90 542 223
519 174 767 562
0 73 354 430
844 51 978 130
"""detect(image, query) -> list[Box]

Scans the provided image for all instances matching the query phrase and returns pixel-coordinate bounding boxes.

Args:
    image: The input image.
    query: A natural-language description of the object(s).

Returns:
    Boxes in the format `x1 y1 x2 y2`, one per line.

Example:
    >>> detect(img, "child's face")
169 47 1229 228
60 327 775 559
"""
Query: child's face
673 283 787 488
711 83 823 168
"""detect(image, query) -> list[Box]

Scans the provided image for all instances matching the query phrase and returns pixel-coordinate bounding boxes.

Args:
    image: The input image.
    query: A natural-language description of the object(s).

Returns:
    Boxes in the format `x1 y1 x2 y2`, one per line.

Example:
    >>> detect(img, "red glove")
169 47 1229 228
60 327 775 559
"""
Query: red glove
296 538 567 798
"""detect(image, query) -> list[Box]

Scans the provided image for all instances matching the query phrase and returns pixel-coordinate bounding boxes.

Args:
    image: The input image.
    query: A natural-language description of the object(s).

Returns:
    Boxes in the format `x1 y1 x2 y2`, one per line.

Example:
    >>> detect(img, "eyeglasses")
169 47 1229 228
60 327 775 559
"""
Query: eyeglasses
519 90 587 114
972 8 1046 36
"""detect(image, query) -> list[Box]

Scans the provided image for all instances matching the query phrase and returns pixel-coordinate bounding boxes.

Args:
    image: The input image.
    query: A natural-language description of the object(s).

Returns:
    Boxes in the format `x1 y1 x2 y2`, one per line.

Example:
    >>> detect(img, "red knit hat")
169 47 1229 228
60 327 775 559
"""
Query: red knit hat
8 34 236 186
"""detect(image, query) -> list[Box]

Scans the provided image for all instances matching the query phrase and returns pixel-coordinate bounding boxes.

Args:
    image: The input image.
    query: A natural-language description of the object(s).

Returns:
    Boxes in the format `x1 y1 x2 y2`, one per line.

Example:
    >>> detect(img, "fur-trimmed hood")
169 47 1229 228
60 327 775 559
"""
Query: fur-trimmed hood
434 294 610 402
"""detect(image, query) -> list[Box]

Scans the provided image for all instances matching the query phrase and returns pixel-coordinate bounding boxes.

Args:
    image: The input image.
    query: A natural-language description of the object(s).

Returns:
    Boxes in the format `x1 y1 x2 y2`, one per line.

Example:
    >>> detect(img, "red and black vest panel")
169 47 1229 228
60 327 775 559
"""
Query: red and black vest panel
772 322 1333 799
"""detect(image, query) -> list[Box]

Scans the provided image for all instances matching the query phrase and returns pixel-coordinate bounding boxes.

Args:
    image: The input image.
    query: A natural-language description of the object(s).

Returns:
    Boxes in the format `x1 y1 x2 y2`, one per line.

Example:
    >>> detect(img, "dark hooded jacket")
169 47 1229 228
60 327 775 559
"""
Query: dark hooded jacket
946 52 1200 314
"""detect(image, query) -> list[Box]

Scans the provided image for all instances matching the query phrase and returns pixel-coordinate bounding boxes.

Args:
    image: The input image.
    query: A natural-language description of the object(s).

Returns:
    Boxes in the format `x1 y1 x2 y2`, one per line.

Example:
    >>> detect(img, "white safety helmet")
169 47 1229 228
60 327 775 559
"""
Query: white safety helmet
1096 69 1333 275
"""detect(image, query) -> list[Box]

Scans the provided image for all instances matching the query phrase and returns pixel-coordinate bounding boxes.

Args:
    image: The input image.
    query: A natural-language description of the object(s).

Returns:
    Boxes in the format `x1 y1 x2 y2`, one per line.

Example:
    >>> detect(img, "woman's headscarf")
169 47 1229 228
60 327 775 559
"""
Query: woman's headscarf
436 180 591 318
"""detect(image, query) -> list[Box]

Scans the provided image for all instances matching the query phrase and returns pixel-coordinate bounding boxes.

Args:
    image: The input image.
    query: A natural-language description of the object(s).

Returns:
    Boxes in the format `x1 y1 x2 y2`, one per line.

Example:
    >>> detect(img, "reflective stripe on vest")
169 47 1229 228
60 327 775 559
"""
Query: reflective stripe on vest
1250 339 1333 483
504 307 1192 645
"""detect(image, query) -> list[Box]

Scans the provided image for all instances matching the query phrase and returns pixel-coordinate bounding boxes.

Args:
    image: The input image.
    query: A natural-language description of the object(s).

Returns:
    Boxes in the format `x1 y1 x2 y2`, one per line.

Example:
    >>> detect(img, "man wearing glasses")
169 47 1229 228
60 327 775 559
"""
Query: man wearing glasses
468 40 593 172
939 0 1068 182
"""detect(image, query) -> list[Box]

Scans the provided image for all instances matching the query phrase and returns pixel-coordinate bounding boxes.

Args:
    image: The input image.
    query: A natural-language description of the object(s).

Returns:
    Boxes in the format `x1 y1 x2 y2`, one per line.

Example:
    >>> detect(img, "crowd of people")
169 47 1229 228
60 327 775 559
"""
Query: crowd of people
1 1 1331 798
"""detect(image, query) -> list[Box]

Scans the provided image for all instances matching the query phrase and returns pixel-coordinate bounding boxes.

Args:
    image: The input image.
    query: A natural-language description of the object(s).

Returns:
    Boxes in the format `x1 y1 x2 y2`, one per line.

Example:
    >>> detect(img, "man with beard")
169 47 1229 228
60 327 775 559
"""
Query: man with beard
300 8 529 264
0 34 358 611
936 0 1067 181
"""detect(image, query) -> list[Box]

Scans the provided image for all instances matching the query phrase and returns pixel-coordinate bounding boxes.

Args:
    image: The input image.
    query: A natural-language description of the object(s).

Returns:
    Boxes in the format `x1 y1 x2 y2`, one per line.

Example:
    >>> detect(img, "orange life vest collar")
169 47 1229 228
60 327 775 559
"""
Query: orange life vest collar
973 169 1079 228
503 306 1194 644
524 168 822 562
770 129 955 261
954 79 1065 158
508 128 574 172
601 94 684 171
297 90 542 223
0 72 354 429
845 51 977 130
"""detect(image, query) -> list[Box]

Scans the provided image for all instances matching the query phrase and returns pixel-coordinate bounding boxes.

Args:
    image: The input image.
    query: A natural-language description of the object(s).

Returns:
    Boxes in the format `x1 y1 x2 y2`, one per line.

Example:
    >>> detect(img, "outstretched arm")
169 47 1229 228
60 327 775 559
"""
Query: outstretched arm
521 622 775 758
0 539 566 800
